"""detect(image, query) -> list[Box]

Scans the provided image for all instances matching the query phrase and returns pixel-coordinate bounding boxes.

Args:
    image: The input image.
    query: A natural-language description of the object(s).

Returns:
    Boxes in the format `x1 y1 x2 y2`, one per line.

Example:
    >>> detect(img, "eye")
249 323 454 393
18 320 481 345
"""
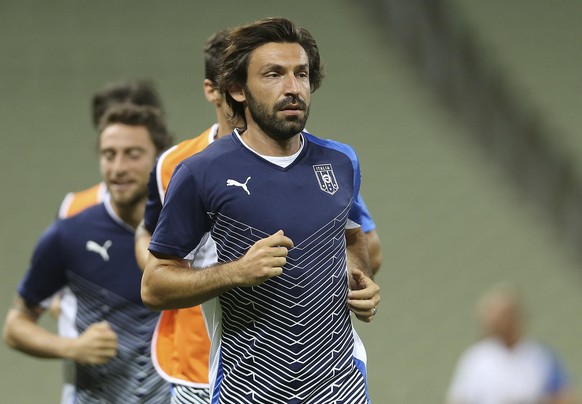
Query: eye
127 149 144 160
101 150 115 161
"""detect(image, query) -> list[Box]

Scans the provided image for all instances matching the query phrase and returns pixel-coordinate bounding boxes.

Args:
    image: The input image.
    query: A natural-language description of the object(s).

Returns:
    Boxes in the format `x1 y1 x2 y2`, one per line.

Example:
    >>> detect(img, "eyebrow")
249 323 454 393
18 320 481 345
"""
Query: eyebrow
262 63 309 71
100 146 147 153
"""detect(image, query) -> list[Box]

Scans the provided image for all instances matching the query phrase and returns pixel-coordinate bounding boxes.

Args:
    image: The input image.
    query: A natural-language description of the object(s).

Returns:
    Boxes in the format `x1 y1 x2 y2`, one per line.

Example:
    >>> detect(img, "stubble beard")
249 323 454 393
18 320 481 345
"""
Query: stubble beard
245 86 310 142
107 183 148 212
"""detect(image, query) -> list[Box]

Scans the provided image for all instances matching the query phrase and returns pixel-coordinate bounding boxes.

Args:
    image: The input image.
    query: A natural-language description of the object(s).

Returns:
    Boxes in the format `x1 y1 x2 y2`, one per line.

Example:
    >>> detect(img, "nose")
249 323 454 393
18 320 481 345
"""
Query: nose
283 74 301 96
110 154 128 176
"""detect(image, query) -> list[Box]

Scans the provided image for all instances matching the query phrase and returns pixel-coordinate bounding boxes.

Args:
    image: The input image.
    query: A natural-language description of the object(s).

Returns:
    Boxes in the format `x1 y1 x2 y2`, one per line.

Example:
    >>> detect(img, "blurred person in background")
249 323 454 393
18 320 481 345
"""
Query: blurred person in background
446 283 576 404
49 78 165 320
58 78 166 218
3 104 173 403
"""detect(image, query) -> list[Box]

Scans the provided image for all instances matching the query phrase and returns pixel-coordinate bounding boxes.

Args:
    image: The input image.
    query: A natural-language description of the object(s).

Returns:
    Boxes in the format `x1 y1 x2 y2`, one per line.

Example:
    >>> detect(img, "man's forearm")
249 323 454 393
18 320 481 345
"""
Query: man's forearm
141 255 238 310
346 228 372 278
3 309 71 360
134 220 152 272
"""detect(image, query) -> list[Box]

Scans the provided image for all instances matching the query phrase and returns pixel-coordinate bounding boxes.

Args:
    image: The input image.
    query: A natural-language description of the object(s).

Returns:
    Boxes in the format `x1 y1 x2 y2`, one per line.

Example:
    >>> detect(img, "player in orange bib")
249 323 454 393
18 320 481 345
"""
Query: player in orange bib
134 31 234 403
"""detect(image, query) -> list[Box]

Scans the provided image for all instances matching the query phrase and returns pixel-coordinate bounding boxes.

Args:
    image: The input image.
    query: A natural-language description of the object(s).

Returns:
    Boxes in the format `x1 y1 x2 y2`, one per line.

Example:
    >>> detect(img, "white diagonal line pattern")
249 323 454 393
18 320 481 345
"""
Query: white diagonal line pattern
68 273 170 403
210 202 368 403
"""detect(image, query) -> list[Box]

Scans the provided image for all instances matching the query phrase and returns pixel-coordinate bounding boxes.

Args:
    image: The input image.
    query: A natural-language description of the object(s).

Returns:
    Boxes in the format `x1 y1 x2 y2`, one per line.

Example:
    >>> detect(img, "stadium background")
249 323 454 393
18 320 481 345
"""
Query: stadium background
0 0 580 402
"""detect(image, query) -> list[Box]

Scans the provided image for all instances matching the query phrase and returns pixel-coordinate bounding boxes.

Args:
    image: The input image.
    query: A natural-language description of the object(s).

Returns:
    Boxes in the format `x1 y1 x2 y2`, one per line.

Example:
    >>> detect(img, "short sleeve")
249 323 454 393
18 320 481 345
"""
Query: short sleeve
144 159 164 234
18 222 68 305
149 163 210 259
354 193 376 233
545 347 570 394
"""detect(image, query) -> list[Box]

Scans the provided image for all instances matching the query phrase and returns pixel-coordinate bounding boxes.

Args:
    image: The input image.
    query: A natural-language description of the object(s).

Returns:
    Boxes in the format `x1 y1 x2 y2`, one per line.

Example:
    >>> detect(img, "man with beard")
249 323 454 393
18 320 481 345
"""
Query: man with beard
142 17 380 403
58 78 166 219
3 104 173 403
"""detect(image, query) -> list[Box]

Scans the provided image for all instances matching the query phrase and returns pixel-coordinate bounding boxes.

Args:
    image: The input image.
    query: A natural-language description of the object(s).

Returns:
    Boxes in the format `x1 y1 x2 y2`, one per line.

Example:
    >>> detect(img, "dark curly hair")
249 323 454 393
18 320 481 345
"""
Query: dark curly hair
91 79 165 128
97 103 173 155
218 17 324 128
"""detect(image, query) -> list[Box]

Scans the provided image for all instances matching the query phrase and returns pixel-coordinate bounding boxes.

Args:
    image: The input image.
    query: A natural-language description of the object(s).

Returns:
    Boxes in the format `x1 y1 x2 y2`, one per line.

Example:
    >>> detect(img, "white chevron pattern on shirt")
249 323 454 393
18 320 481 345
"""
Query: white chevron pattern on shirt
208 203 368 403
68 273 170 403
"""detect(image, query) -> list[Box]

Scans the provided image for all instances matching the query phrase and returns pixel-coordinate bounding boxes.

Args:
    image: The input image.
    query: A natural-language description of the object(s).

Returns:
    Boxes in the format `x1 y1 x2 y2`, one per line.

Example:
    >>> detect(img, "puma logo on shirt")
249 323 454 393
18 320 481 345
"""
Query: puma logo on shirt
86 240 112 261
226 176 251 195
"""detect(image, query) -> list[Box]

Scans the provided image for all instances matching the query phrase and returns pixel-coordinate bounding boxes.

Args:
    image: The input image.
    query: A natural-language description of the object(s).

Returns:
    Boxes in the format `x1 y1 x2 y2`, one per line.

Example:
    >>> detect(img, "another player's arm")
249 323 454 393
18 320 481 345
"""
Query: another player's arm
351 192 382 274
364 229 382 275
136 157 166 272
345 227 380 322
141 230 293 310
135 220 152 271
3 296 117 365
346 227 372 279
552 390 577 404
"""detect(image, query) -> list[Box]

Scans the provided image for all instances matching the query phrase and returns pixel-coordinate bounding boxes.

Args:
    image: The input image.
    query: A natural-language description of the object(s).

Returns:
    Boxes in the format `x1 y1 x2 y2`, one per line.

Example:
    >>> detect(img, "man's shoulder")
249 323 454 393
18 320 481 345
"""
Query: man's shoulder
157 126 222 191
58 182 107 219
304 131 357 159
180 133 237 166
168 127 215 159
60 202 107 226
458 338 501 360
44 203 107 246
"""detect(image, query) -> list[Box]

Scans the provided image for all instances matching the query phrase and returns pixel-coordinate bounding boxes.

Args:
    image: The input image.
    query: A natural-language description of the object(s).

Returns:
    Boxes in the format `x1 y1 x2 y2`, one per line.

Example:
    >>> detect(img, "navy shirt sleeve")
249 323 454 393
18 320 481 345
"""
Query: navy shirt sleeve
18 222 68 305
335 141 367 227
143 159 163 234
149 163 210 259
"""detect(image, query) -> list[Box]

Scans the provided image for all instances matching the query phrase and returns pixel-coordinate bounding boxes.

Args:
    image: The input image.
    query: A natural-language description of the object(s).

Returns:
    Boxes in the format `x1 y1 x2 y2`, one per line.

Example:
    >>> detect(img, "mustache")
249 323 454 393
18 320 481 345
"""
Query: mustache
275 96 307 110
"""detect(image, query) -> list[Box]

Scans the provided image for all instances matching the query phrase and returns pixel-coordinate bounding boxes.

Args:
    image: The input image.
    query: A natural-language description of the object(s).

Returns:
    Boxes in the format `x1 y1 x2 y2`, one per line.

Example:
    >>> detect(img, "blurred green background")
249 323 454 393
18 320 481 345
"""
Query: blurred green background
1 0 581 402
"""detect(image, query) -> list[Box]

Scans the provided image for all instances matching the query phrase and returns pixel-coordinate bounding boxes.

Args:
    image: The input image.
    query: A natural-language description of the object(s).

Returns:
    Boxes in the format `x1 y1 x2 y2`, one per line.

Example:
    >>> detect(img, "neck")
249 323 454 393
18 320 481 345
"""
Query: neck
240 126 301 157
501 332 521 349
216 114 233 139
110 200 145 229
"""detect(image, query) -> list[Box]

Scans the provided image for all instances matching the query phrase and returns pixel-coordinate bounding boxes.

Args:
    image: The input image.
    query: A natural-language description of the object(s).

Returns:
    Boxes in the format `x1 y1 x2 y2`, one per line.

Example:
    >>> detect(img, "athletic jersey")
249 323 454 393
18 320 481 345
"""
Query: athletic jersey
18 200 170 403
144 125 217 390
150 131 370 403
58 182 108 219
54 182 109 402
355 192 375 233
447 337 571 403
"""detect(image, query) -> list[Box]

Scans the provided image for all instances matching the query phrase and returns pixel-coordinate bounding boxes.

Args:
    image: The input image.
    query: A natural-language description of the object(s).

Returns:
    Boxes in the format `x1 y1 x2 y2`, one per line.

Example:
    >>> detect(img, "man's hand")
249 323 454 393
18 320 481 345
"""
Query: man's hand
233 230 294 287
348 268 380 323
69 321 118 365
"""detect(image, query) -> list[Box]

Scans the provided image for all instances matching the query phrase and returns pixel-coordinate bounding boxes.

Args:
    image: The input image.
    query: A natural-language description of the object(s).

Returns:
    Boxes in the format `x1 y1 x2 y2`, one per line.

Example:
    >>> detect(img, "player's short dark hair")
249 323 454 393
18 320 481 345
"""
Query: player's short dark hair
91 79 165 128
218 17 324 127
204 29 230 85
97 103 173 155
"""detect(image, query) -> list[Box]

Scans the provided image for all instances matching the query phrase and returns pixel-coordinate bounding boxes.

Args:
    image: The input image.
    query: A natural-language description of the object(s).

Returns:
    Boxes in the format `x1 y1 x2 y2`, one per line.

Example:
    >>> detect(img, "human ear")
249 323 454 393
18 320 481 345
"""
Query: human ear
229 85 245 103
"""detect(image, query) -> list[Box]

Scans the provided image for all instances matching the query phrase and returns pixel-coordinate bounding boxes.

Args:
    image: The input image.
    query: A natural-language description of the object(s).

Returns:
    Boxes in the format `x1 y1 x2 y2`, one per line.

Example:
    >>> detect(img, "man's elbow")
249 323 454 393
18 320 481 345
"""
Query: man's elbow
140 274 164 311
369 252 383 275
2 326 15 350
3 314 21 350
365 230 383 275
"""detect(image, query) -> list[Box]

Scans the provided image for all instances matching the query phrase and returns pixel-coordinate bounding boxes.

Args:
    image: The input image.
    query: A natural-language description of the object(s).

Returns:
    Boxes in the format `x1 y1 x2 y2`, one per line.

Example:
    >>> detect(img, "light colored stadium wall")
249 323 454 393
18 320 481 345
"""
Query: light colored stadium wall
0 1 580 402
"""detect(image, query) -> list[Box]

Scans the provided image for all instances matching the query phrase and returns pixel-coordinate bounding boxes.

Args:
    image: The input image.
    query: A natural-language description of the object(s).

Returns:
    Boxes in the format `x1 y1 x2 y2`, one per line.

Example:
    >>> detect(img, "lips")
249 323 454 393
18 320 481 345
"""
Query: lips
282 104 301 110
109 181 134 193
281 109 303 117
280 104 304 117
